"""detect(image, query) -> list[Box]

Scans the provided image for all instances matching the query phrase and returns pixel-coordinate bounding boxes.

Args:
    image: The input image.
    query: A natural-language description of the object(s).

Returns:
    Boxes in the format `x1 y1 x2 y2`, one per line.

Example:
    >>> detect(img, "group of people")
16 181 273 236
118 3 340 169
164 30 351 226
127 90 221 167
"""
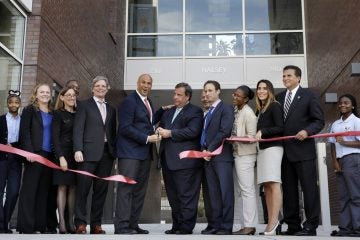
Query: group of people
0 65 359 237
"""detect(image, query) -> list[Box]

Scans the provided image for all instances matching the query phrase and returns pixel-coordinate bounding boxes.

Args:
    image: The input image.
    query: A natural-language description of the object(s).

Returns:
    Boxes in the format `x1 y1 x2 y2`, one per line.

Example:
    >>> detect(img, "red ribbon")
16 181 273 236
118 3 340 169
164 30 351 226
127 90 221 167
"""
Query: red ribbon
179 131 360 159
0 144 136 184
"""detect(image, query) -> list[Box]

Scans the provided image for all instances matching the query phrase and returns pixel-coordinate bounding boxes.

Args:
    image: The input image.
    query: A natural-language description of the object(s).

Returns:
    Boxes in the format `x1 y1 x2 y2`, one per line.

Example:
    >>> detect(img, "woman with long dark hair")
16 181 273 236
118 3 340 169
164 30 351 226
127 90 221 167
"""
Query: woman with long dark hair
255 79 284 236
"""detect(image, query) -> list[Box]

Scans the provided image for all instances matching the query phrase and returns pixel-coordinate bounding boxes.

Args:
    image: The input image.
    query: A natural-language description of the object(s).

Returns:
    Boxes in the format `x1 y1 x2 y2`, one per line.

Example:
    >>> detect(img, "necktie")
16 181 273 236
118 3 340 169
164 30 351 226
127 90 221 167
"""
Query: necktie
98 100 106 123
283 91 292 120
144 98 152 121
171 108 181 123
200 106 214 147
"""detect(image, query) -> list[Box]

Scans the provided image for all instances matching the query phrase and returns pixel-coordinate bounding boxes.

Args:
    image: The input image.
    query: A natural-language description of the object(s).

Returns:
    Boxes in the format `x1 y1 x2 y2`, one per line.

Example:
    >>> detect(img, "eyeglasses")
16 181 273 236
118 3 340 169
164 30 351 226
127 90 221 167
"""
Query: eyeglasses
63 94 76 98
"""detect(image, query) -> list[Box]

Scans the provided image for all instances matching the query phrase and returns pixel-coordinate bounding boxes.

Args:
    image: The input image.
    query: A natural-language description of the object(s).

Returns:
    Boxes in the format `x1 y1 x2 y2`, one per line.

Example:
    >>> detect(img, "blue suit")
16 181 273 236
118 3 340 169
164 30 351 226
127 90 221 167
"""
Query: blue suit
159 103 203 232
114 91 156 231
202 101 235 232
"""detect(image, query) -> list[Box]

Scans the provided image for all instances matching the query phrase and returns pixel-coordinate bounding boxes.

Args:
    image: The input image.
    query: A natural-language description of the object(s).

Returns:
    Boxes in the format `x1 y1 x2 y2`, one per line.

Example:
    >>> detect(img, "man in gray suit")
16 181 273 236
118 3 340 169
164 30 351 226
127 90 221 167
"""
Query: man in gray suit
73 76 116 234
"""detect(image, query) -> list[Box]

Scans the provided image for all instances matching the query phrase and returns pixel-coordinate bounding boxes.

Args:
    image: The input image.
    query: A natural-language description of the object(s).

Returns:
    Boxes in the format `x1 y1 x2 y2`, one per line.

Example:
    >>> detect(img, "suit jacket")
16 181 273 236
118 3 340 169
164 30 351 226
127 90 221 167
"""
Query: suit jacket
158 103 203 170
0 114 20 160
116 91 155 160
73 97 116 161
276 87 324 162
203 101 234 162
19 105 51 153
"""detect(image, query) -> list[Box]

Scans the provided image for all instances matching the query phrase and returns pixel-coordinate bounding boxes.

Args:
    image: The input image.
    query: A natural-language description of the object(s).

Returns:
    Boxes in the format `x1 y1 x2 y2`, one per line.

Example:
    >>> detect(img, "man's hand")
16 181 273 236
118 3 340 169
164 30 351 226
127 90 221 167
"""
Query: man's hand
148 134 162 143
157 127 171 139
295 130 308 141
203 150 212 161
74 151 84 162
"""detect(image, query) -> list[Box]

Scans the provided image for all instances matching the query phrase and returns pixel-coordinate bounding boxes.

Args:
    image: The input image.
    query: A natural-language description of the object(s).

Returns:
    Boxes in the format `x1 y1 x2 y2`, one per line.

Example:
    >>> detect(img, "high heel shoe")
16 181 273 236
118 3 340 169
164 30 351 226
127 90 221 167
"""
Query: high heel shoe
259 221 281 236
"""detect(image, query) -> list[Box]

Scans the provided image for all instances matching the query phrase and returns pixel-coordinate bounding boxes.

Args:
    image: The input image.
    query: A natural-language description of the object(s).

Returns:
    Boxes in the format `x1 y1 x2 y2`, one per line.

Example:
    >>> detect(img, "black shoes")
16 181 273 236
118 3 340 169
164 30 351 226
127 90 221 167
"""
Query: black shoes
165 229 178 234
215 229 232 235
114 228 137 234
294 228 316 236
201 227 218 234
281 227 302 235
133 226 149 234
164 228 192 234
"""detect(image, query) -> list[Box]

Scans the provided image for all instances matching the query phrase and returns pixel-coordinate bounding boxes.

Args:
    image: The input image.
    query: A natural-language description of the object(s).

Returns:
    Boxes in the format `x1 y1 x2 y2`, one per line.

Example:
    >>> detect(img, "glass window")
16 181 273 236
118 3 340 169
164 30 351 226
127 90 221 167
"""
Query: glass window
245 0 302 30
186 0 242 32
127 35 182 57
128 0 183 33
246 33 303 55
186 34 243 56
0 48 21 113
0 0 26 59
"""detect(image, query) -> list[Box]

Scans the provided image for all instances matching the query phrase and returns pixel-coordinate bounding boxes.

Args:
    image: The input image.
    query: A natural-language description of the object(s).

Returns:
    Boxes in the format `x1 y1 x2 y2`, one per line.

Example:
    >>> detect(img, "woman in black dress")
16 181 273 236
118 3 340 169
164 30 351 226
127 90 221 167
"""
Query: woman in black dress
52 87 77 233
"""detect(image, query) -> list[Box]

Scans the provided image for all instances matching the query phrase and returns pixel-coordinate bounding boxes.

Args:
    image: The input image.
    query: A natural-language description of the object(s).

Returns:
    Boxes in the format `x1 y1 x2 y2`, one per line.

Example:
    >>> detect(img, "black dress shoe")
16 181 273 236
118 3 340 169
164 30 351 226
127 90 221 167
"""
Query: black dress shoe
133 226 149 234
176 229 192 235
331 230 351 237
281 228 302 235
114 228 137 234
215 229 232 235
294 228 316 236
201 226 212 234
201 228 218 234
165 229 178 234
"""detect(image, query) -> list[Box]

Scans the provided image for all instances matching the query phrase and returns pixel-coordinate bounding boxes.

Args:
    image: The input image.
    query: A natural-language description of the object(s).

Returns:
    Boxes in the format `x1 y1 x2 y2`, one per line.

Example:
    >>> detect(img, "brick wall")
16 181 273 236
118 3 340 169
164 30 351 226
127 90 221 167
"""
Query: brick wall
305 0 360 225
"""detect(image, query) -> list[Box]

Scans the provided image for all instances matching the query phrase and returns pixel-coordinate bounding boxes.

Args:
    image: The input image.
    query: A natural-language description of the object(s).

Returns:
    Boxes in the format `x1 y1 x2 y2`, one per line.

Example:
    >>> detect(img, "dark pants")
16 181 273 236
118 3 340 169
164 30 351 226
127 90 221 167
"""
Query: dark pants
162 158 202 232
74 148 113 227
201 167 213 228
337 153 360 233
114 157 151 231
281 156 320 231
16 151 52 233
47 177 58 231
0 154 22 231
205 161 234 231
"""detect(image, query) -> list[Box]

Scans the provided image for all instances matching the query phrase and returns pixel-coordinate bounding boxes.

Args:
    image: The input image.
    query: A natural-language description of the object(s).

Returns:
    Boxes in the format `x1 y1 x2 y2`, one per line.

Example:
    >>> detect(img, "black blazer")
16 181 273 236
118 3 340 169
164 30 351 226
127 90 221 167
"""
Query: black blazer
0 114 19 159
256 102 284 150
276 87 324 162
73 98 116 162
158 103 203 170
19 105 51 153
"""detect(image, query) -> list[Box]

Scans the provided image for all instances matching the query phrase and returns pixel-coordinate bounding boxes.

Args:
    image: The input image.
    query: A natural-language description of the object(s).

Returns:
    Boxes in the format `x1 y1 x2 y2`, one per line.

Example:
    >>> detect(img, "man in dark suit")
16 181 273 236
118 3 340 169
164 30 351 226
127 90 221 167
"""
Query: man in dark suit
201 80 234 235
156 82 203 234
0 92 22 234
73 76 116 234
277 65 324 236
114 73 160 234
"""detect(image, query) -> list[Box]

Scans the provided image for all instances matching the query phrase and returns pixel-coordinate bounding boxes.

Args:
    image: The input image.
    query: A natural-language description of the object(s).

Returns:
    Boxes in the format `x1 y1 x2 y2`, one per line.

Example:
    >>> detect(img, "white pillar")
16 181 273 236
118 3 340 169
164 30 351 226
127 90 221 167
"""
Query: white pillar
316 142 331 232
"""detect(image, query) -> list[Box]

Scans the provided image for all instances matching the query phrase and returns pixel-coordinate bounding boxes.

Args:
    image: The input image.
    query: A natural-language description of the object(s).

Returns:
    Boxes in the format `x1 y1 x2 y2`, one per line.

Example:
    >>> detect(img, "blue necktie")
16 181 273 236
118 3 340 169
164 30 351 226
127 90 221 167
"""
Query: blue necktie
200 106 214 147
171 108 181 123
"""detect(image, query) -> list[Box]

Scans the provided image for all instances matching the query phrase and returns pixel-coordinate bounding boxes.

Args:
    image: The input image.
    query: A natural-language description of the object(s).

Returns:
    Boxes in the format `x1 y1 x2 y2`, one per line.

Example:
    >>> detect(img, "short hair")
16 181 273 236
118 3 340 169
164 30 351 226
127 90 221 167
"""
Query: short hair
236 85 254 101
65 79 78 87
203 80 221 91
175 82 192 101
7 90 21 102
92 76 110 89
338 94 359 117
138 73 153 83
283 65 302 78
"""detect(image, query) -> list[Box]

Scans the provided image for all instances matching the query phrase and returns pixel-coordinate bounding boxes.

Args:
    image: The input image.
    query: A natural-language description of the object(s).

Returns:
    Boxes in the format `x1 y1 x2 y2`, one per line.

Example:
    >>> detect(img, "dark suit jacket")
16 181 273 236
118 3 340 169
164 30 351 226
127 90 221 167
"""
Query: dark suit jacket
276 87 324 162
73 97 116 161
116 91 155 160
203 101 234 162
0 114 20 159
19 105 51 153
158 103 203 170
257 102 284 150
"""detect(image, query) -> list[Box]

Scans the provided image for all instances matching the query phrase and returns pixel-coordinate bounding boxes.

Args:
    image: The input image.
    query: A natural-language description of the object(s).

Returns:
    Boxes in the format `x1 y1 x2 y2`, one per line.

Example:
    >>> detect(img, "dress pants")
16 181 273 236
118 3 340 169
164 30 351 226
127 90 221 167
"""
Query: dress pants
205 160 234 231
337 153 360 233
201 167 213 228
162 158 202 232
281 156 320 230
114 157 151 231
74 148 113 227
0 154 22 231
17 151 52 233
233 154 258 227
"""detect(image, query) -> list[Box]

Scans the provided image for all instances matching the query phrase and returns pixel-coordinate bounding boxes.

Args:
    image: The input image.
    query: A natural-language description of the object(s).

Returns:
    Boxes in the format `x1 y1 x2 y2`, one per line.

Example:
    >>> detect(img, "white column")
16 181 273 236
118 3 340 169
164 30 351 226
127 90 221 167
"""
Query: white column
316 142 331 232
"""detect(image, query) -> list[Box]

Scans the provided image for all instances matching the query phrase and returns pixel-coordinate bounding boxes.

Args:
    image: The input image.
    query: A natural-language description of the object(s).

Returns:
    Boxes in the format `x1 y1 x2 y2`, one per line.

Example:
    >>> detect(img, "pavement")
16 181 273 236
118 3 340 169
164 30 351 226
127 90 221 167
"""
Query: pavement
0 223 352 240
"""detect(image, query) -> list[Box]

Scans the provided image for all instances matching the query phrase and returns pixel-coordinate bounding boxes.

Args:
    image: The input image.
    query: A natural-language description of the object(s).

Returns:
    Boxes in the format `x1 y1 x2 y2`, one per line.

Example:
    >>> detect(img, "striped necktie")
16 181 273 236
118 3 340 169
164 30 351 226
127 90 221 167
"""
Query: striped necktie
283 91 292 120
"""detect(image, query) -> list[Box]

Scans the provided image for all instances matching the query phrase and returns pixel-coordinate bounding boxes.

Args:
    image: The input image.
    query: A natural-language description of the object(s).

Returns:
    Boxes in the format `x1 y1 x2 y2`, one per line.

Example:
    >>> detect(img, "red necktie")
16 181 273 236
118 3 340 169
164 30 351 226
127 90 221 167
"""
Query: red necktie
144 98 152 121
